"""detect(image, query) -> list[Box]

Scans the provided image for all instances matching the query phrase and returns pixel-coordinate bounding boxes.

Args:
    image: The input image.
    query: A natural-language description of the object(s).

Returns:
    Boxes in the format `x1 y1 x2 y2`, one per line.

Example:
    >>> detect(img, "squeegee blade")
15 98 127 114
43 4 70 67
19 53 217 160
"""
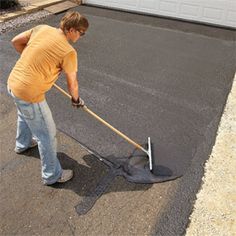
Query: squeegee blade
148 137 153 170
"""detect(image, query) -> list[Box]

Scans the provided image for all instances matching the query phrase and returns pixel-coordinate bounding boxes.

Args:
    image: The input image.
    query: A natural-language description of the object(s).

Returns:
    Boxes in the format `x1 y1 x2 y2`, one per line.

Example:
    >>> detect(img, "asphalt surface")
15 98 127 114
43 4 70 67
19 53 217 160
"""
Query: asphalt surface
50 7 235 176
1 5 236 235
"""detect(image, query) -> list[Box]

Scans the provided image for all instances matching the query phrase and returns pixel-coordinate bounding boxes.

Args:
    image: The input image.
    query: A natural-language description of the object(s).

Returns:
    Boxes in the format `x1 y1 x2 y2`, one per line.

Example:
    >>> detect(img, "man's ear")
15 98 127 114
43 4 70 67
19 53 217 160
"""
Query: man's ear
69 28 75 33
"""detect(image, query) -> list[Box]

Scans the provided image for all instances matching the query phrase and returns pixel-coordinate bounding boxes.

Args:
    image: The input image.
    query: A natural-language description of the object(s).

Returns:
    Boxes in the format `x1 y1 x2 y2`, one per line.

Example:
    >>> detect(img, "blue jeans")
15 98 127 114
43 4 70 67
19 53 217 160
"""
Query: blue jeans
8 88 62 185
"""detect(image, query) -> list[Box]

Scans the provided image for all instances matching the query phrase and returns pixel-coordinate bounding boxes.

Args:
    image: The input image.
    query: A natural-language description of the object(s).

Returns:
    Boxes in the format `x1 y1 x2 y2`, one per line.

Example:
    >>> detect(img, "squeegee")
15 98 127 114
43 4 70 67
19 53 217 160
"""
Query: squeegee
53 84 153 171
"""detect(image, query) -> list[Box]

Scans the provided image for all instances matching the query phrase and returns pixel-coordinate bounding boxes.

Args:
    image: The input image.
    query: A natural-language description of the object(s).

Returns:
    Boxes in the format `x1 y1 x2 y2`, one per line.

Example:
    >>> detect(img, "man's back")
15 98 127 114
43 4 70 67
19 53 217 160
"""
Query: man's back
8 25 77 103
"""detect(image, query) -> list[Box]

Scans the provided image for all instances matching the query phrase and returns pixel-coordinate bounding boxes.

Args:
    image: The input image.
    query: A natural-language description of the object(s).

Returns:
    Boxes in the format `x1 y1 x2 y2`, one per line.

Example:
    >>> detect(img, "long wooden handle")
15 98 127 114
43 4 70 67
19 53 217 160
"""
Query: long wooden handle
53 83 145 152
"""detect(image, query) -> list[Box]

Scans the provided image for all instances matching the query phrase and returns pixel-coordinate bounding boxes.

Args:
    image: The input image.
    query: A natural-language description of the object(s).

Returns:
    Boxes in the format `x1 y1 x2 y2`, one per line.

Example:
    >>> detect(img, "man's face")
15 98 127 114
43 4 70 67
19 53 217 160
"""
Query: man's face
68 28 85 43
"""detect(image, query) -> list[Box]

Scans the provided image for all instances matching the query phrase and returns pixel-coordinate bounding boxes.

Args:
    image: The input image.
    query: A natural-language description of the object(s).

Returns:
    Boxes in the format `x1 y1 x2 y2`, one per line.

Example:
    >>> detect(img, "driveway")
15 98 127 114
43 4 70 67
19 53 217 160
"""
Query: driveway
0 5 235 235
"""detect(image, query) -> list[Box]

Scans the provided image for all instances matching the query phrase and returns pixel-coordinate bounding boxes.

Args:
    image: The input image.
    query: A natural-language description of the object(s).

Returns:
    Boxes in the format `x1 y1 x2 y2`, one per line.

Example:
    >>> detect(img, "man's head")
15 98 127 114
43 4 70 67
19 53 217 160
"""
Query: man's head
60 11 89 42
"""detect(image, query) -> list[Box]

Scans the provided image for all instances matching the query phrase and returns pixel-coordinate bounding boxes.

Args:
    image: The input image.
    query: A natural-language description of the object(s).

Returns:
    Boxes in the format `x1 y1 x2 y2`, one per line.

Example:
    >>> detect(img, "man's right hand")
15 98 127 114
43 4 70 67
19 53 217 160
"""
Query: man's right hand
71 97 85 108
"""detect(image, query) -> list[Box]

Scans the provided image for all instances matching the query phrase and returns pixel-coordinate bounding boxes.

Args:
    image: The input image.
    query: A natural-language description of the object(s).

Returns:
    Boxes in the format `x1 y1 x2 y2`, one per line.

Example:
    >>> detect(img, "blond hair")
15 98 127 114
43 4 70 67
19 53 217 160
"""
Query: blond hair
60 11 89 32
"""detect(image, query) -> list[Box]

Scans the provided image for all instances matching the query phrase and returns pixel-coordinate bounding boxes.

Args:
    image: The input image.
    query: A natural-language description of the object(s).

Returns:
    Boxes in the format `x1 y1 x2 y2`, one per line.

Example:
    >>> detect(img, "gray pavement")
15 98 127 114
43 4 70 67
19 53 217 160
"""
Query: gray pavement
1 5 236 235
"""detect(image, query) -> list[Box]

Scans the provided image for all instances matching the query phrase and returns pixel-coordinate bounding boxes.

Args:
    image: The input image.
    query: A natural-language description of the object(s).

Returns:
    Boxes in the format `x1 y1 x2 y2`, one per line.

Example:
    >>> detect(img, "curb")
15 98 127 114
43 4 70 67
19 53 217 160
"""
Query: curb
0 0 81 22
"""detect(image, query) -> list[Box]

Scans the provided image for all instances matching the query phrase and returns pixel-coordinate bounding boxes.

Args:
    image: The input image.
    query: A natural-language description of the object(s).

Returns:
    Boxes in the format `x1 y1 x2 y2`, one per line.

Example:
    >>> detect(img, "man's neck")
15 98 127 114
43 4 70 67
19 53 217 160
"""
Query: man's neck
58 28 69 41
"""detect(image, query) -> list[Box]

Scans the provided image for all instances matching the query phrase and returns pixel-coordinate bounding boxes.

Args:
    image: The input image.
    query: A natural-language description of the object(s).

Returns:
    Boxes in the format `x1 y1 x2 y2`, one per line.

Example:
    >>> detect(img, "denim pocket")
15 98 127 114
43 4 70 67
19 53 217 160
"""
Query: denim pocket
18 103 35 120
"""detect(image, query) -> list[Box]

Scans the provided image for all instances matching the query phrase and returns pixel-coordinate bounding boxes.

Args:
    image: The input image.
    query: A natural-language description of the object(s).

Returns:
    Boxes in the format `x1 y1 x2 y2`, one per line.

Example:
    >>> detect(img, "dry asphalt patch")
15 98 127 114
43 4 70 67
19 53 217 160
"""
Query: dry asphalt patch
1 5 235 235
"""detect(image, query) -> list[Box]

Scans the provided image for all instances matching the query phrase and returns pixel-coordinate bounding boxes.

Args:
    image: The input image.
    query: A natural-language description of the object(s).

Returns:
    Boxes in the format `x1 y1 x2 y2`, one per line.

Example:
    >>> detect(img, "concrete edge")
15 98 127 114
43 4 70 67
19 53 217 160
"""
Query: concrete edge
0 0 81 22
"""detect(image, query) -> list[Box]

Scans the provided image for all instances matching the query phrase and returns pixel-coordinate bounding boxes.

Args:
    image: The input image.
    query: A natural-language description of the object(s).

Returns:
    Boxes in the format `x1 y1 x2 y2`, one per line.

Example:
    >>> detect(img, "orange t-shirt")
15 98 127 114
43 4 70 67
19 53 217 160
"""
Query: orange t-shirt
8 25 78 103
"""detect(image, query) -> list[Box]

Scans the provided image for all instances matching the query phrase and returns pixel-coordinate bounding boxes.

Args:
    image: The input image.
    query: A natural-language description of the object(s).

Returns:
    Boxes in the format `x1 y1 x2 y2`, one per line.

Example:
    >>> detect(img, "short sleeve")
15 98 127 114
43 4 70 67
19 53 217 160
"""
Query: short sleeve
23 29 33 39
61 50 78 73
23 25 45 40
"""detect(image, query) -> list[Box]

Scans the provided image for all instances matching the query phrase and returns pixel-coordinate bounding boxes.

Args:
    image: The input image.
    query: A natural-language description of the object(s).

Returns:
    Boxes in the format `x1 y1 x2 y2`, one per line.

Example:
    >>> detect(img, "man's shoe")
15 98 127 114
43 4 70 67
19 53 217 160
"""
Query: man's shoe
14 139 38 154
57 169 73 183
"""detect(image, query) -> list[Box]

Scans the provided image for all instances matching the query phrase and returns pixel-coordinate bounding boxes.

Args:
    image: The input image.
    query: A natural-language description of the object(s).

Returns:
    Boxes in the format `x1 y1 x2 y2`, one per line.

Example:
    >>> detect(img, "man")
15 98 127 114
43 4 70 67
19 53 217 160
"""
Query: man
7 11 89 185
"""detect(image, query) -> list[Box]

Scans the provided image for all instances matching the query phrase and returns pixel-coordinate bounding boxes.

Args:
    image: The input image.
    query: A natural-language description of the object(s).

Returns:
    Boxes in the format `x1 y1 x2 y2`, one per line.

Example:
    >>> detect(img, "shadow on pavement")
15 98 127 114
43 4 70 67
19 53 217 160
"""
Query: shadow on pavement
23 149 152 197
22 149 152 215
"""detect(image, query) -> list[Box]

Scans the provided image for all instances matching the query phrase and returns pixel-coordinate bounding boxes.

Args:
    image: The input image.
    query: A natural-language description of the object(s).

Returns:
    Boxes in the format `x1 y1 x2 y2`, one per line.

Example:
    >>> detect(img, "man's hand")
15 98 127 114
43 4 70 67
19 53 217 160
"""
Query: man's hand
71 97 85 108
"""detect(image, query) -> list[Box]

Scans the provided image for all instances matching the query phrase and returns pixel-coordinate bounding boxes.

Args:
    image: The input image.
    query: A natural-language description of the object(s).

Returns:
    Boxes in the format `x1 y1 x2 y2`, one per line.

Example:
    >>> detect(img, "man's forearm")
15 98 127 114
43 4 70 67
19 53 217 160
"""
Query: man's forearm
11 32 30 54
67 78 79 100
69 84 79 101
